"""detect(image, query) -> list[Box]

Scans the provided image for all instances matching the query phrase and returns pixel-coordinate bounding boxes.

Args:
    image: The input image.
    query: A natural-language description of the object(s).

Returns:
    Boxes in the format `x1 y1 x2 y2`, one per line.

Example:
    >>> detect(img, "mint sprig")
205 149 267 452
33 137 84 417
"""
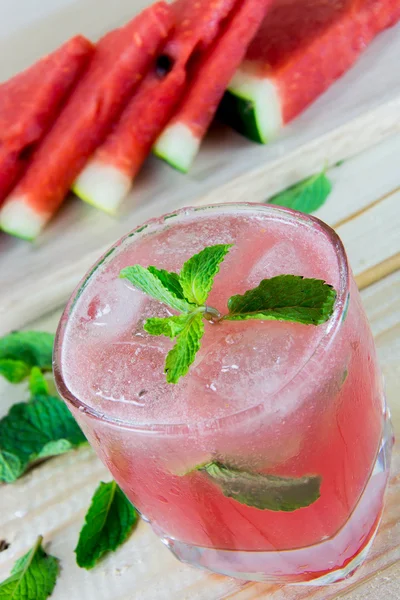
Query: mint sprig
121 244 336 383
267 170 332 214
121 244 232 383
201 462 321 511
0 535 60 600
75 481 138 569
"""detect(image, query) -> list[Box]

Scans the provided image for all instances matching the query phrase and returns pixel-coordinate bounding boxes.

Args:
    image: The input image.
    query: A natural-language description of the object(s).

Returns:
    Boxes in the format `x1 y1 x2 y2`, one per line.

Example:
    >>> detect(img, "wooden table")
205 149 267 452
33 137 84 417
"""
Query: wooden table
0 132 399 599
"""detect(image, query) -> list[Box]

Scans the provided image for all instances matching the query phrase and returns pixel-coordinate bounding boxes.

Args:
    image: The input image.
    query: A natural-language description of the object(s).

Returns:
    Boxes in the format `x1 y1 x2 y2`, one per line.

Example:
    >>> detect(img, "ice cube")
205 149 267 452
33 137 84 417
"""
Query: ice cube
76 277 146 341
186 319 324 420
247 241 306 287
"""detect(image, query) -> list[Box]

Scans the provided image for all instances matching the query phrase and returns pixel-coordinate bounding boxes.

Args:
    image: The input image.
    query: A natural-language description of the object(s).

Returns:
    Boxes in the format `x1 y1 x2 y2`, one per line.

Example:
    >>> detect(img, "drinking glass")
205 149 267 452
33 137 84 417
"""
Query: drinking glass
54 204 392 584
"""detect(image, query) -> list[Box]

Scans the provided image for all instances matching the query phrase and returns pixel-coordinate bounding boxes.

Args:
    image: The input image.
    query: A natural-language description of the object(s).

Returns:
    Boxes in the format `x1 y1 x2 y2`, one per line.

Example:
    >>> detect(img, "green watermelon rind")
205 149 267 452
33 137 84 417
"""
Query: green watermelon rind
153 123 201 174
72 160 131 216
0 197 47 241
223 68 283 144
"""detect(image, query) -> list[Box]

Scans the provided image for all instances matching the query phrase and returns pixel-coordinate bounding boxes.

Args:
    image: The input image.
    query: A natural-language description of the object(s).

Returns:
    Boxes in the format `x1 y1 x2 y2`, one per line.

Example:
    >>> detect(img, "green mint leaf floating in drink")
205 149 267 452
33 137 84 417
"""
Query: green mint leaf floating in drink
120 264 194 313
0 331 55 383
29 367 49 397
75 481 138 569
164 314 204 384
201 462 321 511
144 314 195 338
147 266 186 299
121 244 336 383
0 395 86 483
226 275 336 325
0 535 60 600
267 170 332 214
178 244 233 305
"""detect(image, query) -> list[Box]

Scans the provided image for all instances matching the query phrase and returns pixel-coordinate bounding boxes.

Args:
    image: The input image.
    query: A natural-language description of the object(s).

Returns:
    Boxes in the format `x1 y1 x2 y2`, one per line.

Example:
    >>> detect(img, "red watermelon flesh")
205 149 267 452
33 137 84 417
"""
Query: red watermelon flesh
0 2 174 239
166 0 238 65
243 0 400 124
154 0 275 172
72 0 239 213
0 35 93 204
93 67 187 178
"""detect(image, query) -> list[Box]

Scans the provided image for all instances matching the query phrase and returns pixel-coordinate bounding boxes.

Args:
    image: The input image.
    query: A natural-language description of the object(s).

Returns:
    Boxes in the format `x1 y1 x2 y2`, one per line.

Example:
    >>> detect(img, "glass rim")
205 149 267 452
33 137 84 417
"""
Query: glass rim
54 202 350 435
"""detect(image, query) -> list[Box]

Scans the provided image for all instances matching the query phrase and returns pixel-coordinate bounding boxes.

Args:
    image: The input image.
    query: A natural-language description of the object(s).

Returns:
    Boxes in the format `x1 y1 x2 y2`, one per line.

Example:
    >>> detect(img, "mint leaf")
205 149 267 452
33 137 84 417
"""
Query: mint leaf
0 332 54 383
29 367 49 397
0 535 59 600
165 314 204 384
0 395 86 483
37 439 74 459
226 275 336 325
120 265 194 313
0 359 31 383
179 244 233 305
267 171 332 214
0 450 23 483
147 266 185 299
75 481 138 569
202 462 321 511
144 314 194 339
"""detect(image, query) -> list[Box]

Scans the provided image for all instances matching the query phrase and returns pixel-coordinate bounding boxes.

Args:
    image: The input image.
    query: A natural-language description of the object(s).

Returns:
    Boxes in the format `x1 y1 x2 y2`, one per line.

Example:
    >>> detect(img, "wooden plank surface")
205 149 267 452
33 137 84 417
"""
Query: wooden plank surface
1 131 400 336
1 136 400 599
0 0 400 332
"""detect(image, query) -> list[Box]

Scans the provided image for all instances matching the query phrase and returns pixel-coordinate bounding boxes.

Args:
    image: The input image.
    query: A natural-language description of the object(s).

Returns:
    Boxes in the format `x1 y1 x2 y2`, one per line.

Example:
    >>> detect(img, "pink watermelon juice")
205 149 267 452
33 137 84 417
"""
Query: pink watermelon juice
55 204 392 583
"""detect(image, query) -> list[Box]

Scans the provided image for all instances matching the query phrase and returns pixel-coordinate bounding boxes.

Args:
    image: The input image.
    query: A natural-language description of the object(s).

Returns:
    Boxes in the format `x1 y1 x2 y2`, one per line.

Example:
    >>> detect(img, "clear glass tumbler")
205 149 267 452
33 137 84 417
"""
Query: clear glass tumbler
54 204 393 584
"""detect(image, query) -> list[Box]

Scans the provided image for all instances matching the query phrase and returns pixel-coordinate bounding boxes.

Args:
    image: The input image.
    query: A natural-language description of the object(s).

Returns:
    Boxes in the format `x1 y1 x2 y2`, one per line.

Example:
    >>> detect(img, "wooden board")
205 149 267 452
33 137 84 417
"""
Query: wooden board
1 0 400 333
1 130 400 336
0 135 399 599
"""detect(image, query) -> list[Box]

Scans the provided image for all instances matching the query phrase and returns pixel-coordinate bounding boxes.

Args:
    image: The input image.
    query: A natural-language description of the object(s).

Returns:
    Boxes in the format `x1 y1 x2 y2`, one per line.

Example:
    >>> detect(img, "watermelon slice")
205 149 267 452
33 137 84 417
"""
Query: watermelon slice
0 2 173 240
153 0 275 173
222 0 400 144
73 0 238 214
0 35 93 204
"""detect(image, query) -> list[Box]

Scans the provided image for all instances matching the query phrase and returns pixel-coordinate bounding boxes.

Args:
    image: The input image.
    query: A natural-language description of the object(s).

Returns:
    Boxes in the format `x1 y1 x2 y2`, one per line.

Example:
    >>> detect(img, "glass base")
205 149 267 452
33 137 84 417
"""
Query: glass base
158 417 393 584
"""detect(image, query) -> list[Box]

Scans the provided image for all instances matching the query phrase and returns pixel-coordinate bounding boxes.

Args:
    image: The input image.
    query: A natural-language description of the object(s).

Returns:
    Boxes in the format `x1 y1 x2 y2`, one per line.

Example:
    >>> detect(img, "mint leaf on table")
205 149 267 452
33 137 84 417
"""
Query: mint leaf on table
29 367 49 397
0 450 23 484
0 332 54 383
0 359 31 384
120 264 194 313
201 462 321 512
225 275 336 325
178 244 233 305
164 314 204 384
0 395 86 483
267 170 332 214
0 535 59 600
75 481 138 569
